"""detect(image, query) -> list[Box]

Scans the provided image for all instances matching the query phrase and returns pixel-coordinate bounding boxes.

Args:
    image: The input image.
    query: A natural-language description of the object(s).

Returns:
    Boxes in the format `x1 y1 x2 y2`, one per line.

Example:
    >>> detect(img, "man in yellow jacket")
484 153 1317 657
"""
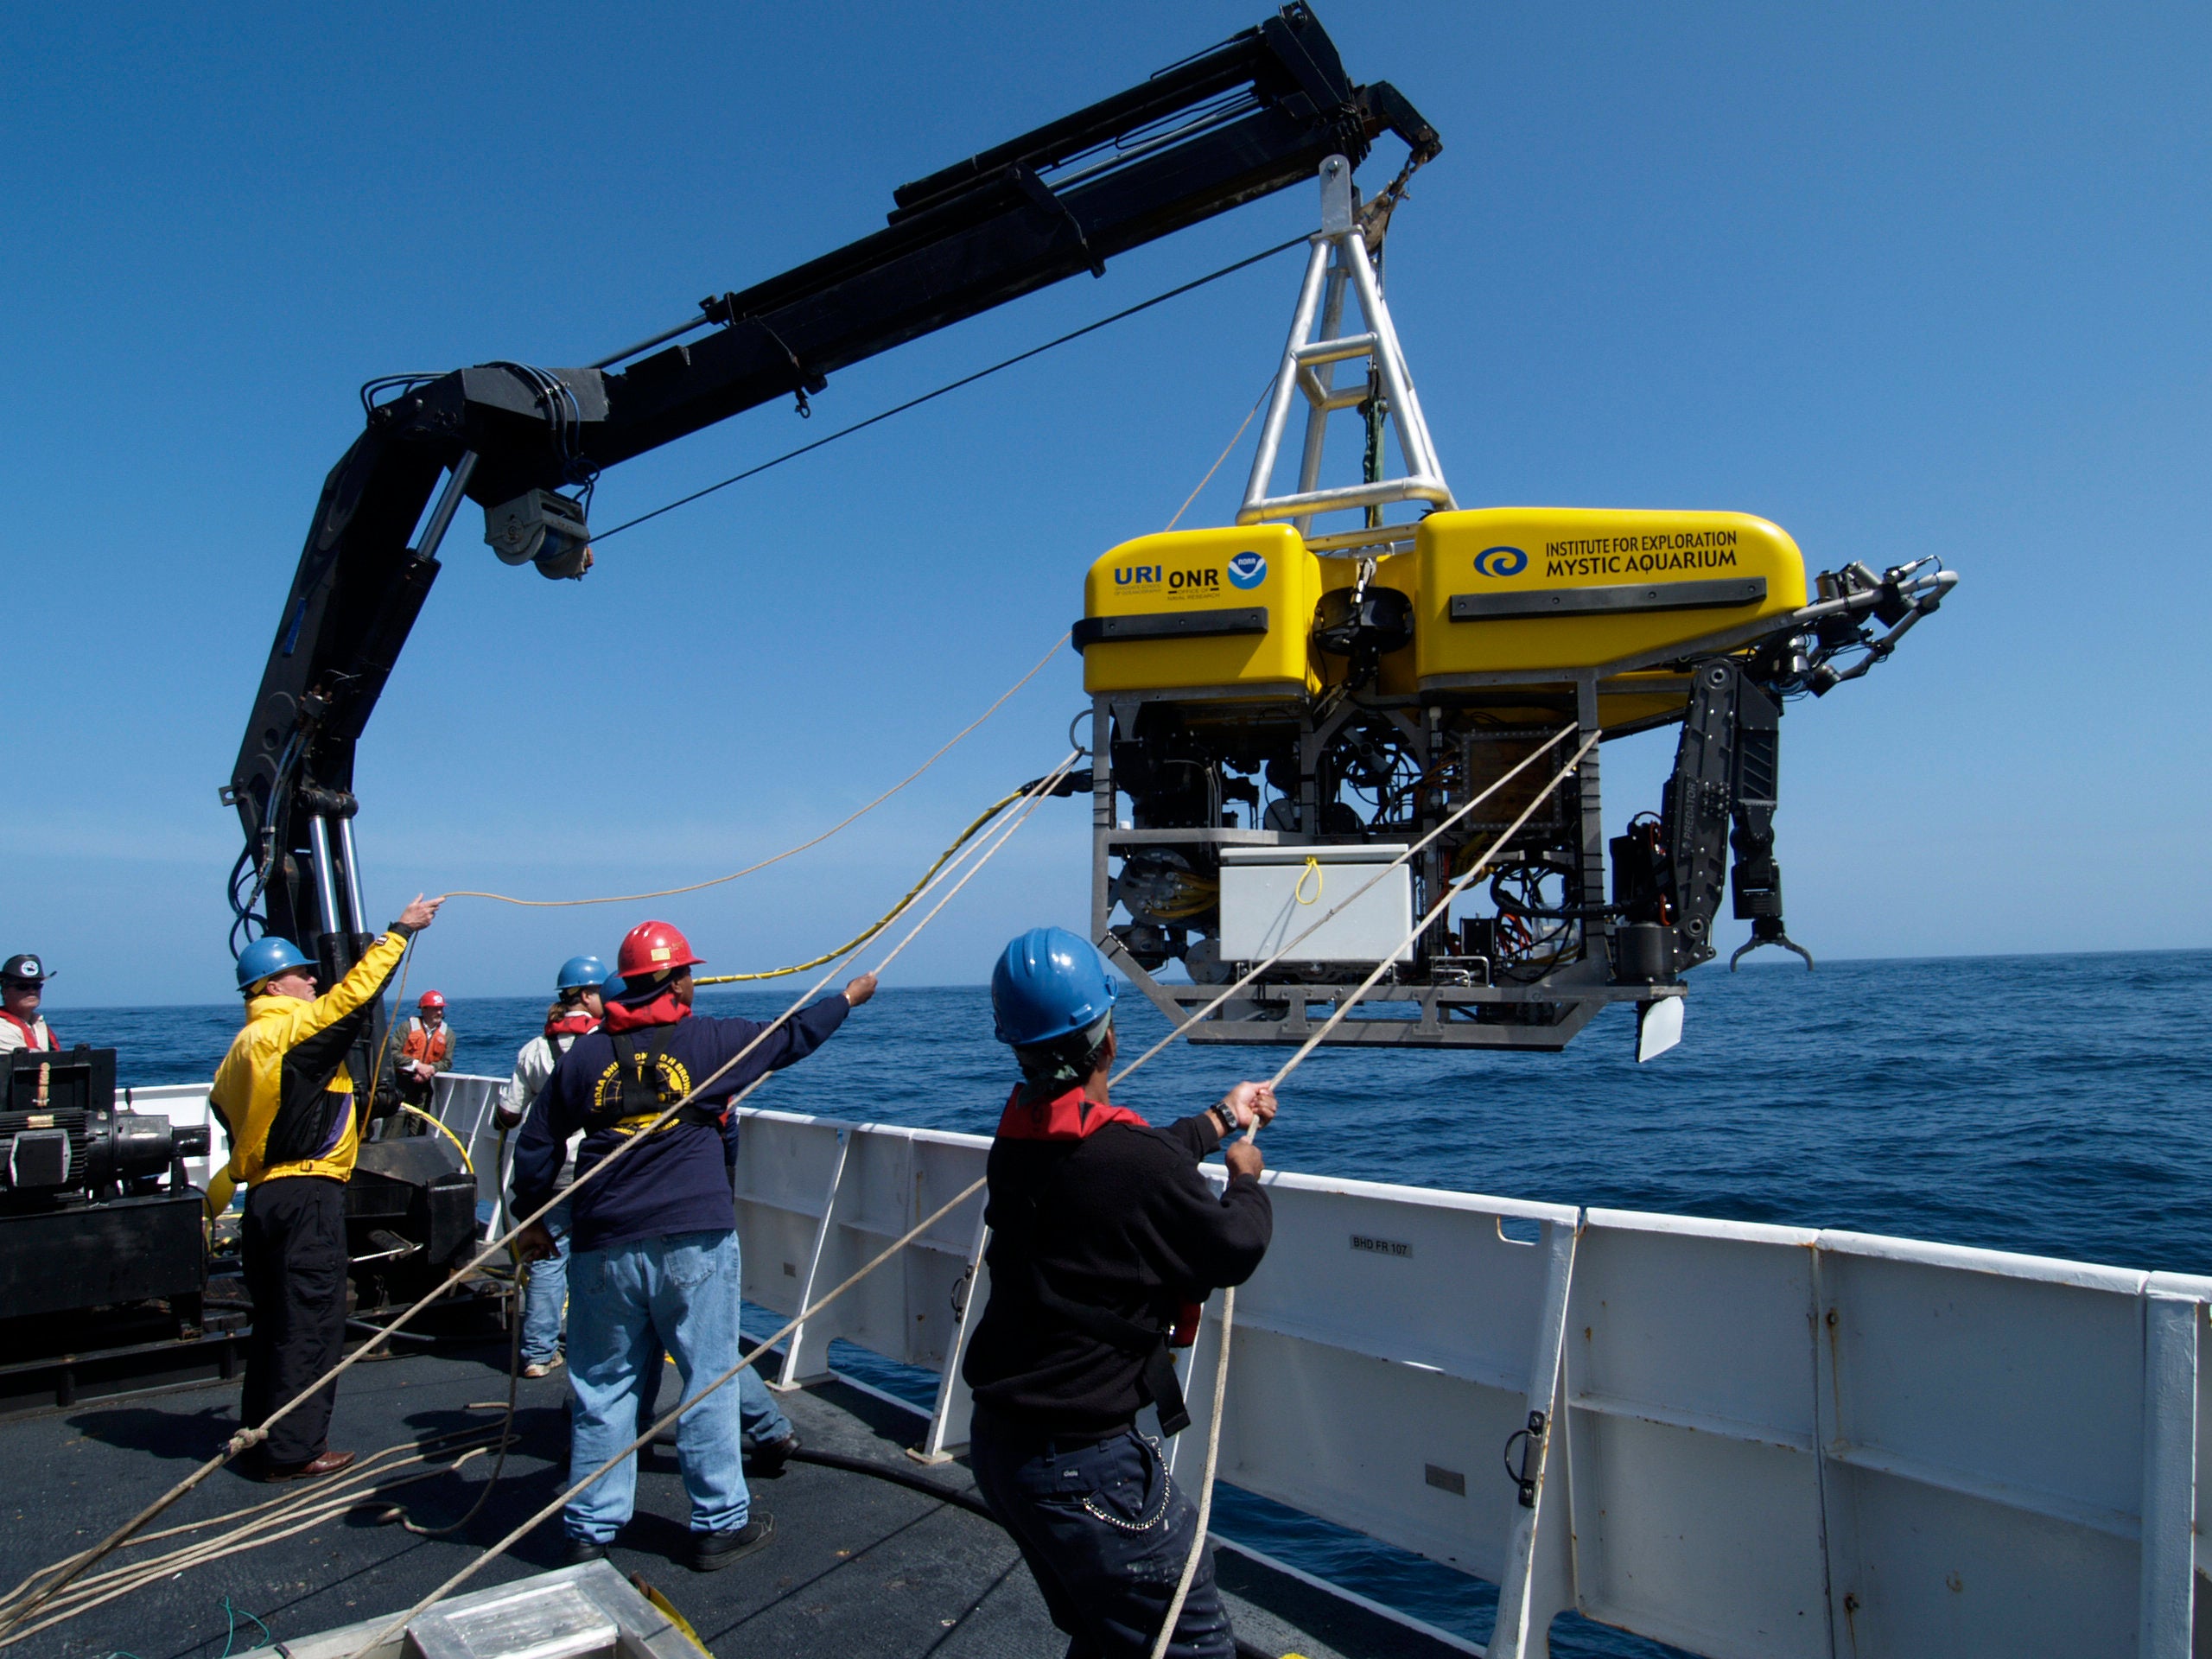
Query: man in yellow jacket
211 893 442 1480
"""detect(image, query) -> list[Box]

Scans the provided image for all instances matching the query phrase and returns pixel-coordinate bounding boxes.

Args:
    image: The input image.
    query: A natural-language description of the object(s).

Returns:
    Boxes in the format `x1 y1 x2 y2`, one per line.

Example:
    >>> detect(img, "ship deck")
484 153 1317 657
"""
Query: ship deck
0 1339 1465 1659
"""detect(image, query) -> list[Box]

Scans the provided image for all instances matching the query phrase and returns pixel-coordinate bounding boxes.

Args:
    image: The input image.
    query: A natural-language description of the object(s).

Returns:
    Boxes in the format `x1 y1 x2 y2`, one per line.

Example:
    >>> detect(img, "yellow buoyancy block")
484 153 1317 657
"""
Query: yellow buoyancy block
1077 524 1321 696
1403 507 1808 683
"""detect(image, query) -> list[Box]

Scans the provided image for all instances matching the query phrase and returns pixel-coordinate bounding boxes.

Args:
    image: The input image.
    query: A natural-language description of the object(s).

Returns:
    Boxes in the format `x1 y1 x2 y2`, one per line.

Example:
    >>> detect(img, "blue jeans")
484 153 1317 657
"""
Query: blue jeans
739 1363 792 1449
635 1333 792 1450
520 1200 570 1365
565 1228 751 1541
969 1412 1234 1659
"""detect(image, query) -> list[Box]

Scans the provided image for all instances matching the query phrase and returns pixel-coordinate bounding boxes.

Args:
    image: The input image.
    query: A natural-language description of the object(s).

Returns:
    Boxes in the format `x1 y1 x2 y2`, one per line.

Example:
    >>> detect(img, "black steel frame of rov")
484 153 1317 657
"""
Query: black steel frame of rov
1090 667 1662 1052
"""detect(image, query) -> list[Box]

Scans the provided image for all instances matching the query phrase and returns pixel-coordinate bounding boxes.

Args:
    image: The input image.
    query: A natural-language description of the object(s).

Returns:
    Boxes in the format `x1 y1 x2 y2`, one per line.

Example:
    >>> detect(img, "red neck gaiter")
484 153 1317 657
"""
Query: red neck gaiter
601 994 690 1033
994 1084 1148 1141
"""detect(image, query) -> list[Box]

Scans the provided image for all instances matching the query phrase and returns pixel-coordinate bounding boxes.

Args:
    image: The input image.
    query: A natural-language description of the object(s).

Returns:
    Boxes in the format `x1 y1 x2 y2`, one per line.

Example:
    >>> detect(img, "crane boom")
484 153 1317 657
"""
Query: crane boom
223 4 1438 1019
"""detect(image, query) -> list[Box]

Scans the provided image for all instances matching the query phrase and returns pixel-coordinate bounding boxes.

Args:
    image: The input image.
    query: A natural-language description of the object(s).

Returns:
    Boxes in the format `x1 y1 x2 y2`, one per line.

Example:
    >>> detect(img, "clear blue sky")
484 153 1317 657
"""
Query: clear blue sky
5 2 2205 1007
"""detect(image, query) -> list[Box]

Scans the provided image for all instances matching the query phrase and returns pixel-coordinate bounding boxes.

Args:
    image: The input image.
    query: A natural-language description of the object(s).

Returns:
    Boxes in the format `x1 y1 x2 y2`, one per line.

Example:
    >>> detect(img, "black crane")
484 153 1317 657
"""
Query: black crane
222 2 1440 1087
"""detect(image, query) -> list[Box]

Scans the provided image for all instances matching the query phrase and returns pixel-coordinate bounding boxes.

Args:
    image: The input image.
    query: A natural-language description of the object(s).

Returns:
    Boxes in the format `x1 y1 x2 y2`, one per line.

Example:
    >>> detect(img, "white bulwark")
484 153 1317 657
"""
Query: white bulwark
719 1103 2212 1659
155 1075 2212 1656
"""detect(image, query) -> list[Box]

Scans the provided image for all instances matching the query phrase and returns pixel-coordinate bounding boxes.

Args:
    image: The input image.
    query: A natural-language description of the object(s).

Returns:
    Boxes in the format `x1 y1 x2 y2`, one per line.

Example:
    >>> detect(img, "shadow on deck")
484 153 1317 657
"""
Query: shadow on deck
0 1343 1472 1659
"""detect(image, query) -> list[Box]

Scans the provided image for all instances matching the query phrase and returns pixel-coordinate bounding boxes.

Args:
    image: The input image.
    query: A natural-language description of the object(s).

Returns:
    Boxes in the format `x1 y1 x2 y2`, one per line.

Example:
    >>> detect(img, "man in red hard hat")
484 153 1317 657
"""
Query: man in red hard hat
392 988 454 1111
511 918 876 1572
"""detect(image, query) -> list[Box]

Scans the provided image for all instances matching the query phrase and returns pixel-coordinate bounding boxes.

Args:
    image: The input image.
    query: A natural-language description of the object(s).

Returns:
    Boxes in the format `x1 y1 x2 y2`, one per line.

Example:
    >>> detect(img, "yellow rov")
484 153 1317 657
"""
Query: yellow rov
1075 158 1954 1052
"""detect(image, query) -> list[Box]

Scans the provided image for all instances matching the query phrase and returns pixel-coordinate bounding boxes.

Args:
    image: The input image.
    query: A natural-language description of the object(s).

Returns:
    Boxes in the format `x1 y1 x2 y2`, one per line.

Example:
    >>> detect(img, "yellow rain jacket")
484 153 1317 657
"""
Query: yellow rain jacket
211 930 410 1187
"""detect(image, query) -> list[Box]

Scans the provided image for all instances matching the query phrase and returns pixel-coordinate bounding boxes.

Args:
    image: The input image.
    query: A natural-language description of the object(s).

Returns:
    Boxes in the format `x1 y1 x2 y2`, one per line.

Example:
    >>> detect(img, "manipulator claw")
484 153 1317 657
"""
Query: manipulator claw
1728 853 1812 971
1732 916 1815 971
1802 557 1959 696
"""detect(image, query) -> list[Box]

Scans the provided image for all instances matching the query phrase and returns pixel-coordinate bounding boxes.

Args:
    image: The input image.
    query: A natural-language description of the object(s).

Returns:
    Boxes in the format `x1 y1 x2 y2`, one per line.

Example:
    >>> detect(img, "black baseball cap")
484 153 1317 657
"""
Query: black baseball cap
1 955 52 983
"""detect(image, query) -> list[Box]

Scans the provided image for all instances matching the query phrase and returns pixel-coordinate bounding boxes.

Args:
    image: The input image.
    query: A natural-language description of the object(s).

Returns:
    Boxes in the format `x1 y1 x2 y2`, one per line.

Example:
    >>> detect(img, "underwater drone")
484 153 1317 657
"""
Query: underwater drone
1075 156 1955 1052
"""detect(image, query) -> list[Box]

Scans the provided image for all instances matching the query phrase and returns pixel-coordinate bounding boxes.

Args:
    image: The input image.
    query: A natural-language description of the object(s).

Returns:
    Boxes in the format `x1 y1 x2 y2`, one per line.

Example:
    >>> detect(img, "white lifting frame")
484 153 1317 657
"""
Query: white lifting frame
1237 153 1455 554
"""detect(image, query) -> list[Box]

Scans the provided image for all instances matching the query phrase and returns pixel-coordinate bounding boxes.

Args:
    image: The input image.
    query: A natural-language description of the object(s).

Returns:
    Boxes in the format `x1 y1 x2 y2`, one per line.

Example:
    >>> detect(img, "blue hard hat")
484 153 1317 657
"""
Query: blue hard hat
236 936 313 993
557 955 609 991
991 927 1117 1047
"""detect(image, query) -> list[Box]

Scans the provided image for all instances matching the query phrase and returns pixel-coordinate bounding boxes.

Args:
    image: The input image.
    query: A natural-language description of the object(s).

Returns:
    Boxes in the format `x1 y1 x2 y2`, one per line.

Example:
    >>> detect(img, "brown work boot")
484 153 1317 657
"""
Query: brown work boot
260 1448 357 1483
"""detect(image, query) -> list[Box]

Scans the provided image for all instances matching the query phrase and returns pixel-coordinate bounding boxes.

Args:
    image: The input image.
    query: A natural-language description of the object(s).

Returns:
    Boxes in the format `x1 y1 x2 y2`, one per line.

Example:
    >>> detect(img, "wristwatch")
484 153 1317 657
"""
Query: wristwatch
1211 1100 1241 1135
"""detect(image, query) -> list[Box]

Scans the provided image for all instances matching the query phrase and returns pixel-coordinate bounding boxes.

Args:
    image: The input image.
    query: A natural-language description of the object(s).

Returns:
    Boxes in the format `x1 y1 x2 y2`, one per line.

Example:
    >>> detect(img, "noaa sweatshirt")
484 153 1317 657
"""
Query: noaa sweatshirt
511 996 849 1252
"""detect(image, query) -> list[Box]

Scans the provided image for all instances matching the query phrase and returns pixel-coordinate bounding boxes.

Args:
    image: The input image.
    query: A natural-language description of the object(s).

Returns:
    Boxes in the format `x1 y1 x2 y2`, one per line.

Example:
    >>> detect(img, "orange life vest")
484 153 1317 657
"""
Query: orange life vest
401 1019 452 1066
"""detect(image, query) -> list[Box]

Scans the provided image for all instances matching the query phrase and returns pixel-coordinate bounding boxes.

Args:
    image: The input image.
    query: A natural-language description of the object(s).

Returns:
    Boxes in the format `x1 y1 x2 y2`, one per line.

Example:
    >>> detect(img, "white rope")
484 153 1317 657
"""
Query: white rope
1142 732 1602 1659
1109 721 1579 1084
0 1432 510 1646
0 752 1078 1639
353 1173 990 1653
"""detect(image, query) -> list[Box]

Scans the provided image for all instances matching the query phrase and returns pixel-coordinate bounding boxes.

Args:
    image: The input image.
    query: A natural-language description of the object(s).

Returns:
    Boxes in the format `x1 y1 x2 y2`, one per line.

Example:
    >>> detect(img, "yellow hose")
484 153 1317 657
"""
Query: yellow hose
696 785 1026 985
398 1103 474 1175
628 1577 711 1656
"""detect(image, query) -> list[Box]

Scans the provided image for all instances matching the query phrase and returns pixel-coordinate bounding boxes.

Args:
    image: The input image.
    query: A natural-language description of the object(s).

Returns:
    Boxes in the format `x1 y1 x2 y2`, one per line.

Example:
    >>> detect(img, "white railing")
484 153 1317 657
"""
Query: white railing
724 1103 2210 1659
134 1076 2212 1657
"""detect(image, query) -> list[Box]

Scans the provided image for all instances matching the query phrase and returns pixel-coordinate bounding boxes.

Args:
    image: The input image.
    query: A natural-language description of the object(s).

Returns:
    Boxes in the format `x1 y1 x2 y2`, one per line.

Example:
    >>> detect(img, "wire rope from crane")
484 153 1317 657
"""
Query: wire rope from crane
584 236 1309 547
415 238 1312 916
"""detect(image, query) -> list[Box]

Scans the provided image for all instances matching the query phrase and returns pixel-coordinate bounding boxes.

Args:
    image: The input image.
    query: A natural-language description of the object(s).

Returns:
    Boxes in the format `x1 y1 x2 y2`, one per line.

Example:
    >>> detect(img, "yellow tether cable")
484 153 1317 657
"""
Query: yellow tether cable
435 635 1061 908
1293 855 1323 906
695 783 1028 984
397 1103 474 1174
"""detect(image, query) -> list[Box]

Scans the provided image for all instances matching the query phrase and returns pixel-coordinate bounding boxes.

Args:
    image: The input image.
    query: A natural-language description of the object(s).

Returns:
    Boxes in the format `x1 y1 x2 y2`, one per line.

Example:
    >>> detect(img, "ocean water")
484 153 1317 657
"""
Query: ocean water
67 949 2212 1654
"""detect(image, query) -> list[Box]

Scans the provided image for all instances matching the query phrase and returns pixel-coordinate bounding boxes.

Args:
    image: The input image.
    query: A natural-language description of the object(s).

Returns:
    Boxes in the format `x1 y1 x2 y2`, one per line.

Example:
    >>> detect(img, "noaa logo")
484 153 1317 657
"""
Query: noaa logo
1473 545 1529 578
1225 551 1268 589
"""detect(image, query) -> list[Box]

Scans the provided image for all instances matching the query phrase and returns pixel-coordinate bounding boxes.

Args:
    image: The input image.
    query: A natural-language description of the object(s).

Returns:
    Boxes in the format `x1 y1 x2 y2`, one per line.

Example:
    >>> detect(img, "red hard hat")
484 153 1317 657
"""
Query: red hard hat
616 919 703 981
418 990 446 1010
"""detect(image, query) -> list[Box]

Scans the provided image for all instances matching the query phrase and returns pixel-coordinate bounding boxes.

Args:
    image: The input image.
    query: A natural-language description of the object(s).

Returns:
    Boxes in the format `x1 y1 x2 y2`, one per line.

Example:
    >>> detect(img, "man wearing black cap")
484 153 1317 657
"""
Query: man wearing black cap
0 955 58 1054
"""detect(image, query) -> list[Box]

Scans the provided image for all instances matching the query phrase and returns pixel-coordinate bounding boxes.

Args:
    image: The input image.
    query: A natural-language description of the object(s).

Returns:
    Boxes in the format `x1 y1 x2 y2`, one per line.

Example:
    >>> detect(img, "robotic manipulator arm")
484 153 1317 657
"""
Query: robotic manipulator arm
1613 556 1957 974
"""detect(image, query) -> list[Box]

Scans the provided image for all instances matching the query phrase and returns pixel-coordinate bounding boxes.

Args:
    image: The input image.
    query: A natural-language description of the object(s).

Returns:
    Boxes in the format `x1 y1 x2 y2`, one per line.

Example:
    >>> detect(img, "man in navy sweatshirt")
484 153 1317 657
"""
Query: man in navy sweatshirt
512 918 875 1572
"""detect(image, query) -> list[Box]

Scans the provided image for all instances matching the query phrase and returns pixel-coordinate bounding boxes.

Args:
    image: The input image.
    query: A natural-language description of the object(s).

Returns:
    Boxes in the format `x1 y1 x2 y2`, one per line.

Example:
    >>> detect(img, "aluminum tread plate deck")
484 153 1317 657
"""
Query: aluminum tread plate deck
0 1347 1467 1659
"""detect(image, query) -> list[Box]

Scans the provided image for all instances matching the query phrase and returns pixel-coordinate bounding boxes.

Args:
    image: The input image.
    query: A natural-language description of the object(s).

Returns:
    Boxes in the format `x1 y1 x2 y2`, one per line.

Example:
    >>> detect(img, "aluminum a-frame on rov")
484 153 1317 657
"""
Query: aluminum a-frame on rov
1079 156 1957 1052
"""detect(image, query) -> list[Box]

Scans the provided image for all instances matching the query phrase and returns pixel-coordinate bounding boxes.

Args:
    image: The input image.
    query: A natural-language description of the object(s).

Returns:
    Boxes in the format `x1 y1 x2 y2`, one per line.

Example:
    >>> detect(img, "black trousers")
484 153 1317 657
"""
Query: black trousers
969 1411 1234 1659
240 1175 348 1467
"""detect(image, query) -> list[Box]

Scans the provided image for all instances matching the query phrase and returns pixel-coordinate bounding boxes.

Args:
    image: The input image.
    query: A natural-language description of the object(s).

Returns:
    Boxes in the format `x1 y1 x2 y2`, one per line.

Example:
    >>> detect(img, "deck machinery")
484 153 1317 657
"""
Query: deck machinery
1081 158 1955 1051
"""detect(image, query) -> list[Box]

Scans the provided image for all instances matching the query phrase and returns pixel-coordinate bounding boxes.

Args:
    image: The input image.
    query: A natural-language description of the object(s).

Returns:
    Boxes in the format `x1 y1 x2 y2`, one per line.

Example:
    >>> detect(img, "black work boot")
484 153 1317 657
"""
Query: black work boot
561 1535 608 1567
689 1512 774 1572
747 1433 800 1476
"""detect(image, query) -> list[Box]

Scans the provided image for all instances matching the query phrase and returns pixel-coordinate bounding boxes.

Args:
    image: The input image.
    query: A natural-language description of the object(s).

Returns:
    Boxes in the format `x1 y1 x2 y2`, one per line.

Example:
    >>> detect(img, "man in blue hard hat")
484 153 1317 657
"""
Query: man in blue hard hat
496 955 610 1378
962 926 1277 1659
211 893 443 1480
